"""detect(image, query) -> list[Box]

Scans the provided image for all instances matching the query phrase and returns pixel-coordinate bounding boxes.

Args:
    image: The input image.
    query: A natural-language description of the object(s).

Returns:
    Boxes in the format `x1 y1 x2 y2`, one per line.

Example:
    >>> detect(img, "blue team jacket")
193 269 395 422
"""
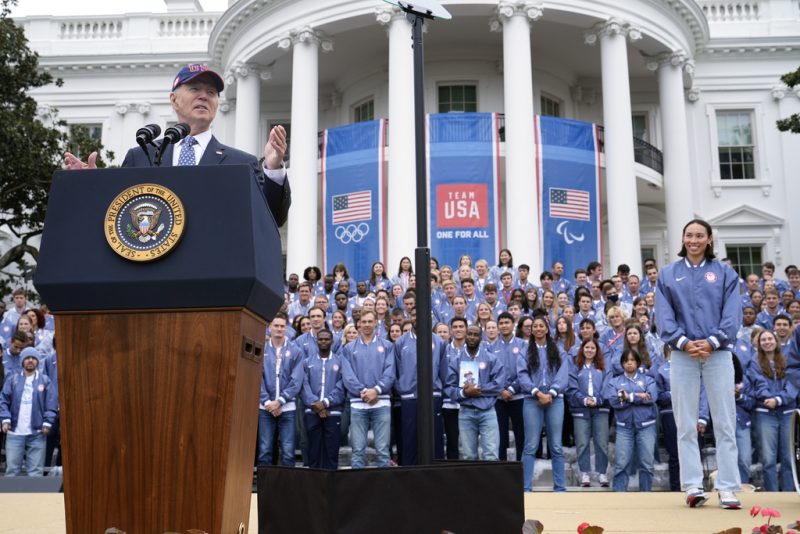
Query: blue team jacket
567 363 610 417
605 372 658 429
340 335 396 405
491 336 528 398
516 343 568 399
0 370 58 432
301 352 346 415
260 340 305 409
655 258 742 351
394 332 448 398
751 362 798 415
445 345 504 410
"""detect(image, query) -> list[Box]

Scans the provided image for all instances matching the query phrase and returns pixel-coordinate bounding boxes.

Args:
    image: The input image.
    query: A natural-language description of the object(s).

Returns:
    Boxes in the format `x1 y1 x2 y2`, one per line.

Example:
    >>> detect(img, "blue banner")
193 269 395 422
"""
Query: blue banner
322 120 385 282
537 116 601 279
428 112 500 268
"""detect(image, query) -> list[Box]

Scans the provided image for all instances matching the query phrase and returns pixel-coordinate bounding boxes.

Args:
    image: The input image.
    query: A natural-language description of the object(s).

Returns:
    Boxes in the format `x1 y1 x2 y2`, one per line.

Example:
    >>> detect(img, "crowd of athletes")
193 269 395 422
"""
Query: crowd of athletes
2 251 800 491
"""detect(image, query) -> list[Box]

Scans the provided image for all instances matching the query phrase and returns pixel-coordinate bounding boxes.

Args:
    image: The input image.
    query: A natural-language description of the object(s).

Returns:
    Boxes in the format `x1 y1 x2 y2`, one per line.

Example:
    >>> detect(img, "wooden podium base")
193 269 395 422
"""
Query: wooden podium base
56 309 265 534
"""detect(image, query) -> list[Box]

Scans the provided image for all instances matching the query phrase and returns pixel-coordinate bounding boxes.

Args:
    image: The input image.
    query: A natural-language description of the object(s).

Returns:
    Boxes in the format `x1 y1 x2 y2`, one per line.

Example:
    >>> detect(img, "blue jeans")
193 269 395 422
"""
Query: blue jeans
257 409 296 467
458 405 500 461
613 424 656 492
573 409 609 476
522 396 565 491
755 411 793 491
735 422 753 484
5 433 46 476
350 406 391 468
670 350 740 491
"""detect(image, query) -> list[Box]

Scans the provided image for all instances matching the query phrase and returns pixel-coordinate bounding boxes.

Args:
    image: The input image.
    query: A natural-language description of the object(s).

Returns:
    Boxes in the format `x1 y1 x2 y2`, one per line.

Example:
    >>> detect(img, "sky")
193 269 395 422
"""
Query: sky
11 0 229 17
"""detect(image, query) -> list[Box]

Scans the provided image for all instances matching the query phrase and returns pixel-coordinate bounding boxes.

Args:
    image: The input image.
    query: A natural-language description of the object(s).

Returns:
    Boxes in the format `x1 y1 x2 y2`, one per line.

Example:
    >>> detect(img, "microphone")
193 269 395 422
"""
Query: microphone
163 123 190 145
153 123 190 166
136 124 161 167
135 124 161 147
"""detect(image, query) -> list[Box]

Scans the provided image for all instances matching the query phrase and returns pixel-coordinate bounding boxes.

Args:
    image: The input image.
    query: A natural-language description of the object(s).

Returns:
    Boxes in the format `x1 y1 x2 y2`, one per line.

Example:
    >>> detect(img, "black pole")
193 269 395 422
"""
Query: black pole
410 12 434 466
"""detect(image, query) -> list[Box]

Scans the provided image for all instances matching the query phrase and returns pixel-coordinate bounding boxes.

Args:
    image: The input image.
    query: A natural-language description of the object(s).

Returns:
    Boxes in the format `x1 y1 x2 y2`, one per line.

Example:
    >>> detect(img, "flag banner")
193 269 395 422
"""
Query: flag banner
537 116 602 278
428 112 500 268
322 119 386 282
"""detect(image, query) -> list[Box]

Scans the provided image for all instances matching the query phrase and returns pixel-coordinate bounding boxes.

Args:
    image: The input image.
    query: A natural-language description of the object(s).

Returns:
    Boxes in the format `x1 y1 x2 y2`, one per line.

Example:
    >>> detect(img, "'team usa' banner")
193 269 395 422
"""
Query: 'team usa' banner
321 119 386 282
536 116 602 278
428 112 500 268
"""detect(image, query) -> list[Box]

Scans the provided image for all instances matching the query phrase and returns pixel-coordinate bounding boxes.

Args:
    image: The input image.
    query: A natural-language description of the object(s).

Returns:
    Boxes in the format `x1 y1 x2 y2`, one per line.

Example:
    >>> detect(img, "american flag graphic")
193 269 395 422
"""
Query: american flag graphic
549 188 590 221
332 190 372 224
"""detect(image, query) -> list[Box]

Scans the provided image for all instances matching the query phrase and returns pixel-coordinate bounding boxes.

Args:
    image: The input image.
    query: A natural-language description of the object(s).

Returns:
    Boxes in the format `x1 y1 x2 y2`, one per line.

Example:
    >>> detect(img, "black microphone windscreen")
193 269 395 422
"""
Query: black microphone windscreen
163 123 191 144
135 124 162 144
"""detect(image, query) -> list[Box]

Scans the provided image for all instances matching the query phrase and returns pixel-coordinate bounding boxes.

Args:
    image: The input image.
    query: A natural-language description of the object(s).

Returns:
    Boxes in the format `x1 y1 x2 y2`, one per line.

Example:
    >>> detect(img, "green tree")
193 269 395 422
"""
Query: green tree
776 66 800 134
0 0 112 299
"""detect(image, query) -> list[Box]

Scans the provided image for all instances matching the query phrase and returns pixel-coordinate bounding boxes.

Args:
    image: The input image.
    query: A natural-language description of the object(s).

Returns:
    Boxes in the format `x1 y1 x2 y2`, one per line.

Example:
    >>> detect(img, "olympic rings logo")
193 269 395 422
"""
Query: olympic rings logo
335 223 370 244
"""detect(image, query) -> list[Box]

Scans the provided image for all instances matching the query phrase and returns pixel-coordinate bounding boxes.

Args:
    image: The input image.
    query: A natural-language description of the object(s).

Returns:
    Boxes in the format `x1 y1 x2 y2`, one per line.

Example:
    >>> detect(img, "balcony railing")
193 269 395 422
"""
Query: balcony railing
313 116 664 175
596 126 664 175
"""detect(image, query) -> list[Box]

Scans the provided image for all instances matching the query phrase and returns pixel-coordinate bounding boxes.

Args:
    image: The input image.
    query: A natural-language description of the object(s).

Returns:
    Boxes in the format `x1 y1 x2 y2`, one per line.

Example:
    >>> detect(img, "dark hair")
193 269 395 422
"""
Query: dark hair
526 317 561 375
623 323 651 369
576 338 605 371
617 264 630 275
573 289 592 310
620 348 642 368
450 316 468 329
756 330 786 379
578 318 599 340
497 248 514 268
12 287 25 297
587 261 602 274
303 266 322 282
332 262 350 279
497 311 514 323
10 330 28 345
397 256 414 275
555 316 576 352
773 314 792 326
24 308 45 329
516 316 534 339
369 261 389 285
677 219 715 260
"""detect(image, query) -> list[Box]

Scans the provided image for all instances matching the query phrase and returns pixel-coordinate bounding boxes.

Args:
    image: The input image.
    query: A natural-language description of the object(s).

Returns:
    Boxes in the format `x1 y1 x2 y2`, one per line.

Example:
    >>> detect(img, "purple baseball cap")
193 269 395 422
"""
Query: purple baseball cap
171 63 225 92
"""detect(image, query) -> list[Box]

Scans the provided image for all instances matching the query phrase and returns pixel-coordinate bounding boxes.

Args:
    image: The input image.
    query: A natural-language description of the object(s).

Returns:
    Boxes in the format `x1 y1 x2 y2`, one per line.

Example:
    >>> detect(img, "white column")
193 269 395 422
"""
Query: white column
649 52 695 258
492 1 543 271
231 63 266 158
585 19 642 275
279 28 331 276
377 7 416 271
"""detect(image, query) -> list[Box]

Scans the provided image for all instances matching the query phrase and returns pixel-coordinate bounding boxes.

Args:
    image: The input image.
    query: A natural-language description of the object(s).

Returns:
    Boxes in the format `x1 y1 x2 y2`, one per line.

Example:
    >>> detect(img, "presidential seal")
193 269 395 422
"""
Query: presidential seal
104 183 185 262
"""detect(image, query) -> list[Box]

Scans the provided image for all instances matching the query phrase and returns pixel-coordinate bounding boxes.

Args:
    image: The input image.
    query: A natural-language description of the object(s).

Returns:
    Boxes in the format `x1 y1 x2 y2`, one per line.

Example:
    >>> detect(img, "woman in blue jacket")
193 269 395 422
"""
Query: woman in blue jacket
605 349 658 492
751 329 797 491
567 338 610 487
655 218 742 509
517 316 568 492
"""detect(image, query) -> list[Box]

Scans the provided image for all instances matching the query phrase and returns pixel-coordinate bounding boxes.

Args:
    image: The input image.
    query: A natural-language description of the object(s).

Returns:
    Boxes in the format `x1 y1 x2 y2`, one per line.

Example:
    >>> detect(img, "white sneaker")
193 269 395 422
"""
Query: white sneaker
580 473 591 487
718 491 741 510
598 474 609 488
685 487 708 508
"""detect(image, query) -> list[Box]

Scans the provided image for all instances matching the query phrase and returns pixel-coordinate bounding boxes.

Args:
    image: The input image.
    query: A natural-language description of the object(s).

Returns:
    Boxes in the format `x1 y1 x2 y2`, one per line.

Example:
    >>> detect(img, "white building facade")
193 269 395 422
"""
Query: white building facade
17 0 800 279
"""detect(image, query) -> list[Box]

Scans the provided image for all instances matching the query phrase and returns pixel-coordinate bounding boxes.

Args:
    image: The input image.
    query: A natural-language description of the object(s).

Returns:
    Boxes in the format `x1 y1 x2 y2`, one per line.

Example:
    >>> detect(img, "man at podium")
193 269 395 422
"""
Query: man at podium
62 63 291 227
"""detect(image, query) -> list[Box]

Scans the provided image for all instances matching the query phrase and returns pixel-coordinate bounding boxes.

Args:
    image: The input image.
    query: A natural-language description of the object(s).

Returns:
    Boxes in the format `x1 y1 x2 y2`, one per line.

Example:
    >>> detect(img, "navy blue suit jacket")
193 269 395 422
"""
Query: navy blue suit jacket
121 135 291 227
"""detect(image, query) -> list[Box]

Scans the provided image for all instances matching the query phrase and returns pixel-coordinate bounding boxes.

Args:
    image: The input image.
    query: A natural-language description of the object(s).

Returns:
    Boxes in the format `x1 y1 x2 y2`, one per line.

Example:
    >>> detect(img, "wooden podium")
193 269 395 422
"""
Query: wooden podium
35 166 284 534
